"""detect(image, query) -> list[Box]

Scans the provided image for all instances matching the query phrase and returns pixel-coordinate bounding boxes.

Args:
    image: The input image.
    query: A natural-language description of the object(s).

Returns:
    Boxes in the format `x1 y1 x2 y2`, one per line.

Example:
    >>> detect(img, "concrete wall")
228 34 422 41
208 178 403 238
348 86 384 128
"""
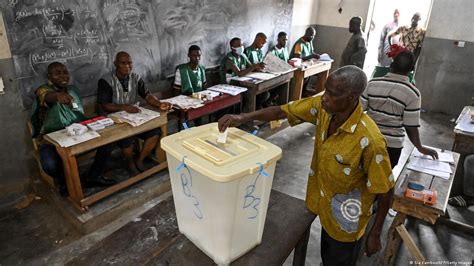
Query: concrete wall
290 0 320 46
312 0 371 69
416 0 474 115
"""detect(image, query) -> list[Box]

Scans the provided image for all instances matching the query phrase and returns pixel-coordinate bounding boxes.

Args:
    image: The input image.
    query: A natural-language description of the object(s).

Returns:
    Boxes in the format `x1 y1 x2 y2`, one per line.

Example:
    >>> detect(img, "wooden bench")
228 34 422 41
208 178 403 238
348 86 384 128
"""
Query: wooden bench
68 189 317 265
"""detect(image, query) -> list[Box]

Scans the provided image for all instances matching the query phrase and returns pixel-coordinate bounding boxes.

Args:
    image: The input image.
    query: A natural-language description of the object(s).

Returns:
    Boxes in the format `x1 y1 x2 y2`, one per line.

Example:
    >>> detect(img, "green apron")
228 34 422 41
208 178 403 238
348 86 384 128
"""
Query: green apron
177 63 206 95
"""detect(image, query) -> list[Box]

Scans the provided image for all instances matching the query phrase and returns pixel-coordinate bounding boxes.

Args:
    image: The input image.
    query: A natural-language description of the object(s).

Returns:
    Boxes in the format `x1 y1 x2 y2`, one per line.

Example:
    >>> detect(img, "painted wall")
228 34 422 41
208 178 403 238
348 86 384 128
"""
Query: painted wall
290 0 319 46
313 0 371 69
416 0 474 115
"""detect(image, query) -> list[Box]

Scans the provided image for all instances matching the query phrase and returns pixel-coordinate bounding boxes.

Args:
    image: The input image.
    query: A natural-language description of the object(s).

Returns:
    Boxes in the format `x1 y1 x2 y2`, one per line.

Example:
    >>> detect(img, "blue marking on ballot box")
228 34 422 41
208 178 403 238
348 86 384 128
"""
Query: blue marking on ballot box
243 163 269 219
176 157 203 219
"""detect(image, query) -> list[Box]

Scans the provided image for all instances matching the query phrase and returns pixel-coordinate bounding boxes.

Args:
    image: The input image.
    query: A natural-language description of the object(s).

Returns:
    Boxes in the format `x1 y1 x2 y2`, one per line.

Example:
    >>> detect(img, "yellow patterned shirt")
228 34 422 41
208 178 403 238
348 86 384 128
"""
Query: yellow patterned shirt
281 95 394 242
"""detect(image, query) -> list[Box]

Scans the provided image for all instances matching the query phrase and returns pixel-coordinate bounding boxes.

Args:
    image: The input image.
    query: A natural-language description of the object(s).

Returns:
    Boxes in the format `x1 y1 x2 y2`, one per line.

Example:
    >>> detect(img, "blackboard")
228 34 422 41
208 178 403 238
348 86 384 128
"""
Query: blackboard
0 0 293 107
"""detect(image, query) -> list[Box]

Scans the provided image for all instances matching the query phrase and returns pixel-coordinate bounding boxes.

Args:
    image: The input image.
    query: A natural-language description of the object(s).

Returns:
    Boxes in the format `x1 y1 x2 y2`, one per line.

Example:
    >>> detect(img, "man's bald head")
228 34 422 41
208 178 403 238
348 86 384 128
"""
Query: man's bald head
349 16 363 33
114 51 133 78
330 65 367 95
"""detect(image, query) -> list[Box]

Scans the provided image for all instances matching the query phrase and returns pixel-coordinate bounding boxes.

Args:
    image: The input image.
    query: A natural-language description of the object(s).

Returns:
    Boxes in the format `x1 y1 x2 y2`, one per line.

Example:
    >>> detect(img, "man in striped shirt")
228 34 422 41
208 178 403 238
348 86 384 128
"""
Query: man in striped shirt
361 51 437 168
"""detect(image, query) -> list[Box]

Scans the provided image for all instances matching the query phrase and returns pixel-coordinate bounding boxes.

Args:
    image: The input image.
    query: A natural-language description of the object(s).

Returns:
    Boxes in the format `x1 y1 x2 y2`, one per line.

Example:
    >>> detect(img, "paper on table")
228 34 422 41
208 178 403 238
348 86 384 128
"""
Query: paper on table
207 84 247 96
47 129 100 147
455 111 474 133
263 52 294 74
246 72 277 81
413 149 454 163
161 95 204 109
406 163 451 179
109 107 160 127
408 157 452 173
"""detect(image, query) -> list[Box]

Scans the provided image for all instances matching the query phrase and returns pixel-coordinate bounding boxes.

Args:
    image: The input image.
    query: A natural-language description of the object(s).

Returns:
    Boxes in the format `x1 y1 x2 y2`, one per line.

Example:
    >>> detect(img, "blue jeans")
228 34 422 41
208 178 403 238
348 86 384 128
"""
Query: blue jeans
39 144 65 185
39 143 112 185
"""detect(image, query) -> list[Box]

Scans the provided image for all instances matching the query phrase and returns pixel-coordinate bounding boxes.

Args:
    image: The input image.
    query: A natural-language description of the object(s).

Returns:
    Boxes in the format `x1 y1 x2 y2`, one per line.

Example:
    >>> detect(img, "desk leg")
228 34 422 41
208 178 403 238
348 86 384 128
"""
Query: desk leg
55 147 85 210
314 70 329 94
277 82 290 105
293 224 311 266
380 212 407 266
291 72 305 101
242 90 257 114
156 124 168 163
396 224 425 264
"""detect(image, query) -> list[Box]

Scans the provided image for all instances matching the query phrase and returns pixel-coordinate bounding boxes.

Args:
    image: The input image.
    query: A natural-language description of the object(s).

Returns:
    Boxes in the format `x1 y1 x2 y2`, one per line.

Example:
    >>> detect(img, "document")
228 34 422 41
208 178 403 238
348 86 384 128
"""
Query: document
407 157 452 179
262 52 294 75
454 111 474 133
207 84 247 96
246 72 277 81
47 129 100 147
109 107 160 127
161 95 204 109
413 149 455 163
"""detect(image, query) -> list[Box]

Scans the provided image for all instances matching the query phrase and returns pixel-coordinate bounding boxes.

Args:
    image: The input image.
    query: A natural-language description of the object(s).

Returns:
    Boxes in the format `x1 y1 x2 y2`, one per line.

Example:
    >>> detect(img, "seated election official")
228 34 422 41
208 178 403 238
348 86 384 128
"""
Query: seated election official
97 51 172 175
31 62 115 196
173 45 207 126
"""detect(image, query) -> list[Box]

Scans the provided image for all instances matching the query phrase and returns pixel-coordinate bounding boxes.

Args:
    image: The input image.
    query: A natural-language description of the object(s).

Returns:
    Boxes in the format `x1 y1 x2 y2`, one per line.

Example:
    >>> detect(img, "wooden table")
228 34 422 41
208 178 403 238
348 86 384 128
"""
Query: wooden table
381 148 460 265
44 111 169 211
451 106 474 196
290 60 332 101
231 71 294 117
69 189 317 265
174 93 241 127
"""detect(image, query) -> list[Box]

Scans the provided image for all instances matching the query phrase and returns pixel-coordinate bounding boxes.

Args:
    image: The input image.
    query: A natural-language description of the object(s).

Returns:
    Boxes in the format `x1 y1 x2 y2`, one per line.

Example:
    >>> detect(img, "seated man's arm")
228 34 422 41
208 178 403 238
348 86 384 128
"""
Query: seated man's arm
38 87 73 105
97 79 139 113
138 79 172 112
226 59 260 77
173 68 183 96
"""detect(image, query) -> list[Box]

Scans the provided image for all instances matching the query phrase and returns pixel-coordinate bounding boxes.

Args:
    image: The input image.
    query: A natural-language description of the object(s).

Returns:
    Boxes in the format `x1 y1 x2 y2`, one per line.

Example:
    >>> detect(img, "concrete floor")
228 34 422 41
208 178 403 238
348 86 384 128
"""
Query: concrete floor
0 111 473 265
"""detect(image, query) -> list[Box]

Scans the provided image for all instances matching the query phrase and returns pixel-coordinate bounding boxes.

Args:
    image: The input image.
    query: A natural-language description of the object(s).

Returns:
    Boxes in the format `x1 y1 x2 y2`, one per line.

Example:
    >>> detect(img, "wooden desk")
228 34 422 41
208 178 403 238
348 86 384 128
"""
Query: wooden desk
69 189 317 265
231 71 294 116
381 148 460 265
290 60 332 101
44 111 168 211
174 93 241 126
452 106 474 195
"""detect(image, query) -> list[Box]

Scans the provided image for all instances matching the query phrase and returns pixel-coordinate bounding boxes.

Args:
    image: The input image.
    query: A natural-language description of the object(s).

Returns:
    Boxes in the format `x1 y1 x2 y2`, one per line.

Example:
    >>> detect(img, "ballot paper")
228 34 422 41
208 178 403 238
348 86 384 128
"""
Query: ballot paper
47 129 100 147
455 111 474 133
161 95 204 109
109 107 160 127
246 72 277 81
217 129 228 144
263 52 294 75
413 149 455 163
407 157 452 179
207 84 247 96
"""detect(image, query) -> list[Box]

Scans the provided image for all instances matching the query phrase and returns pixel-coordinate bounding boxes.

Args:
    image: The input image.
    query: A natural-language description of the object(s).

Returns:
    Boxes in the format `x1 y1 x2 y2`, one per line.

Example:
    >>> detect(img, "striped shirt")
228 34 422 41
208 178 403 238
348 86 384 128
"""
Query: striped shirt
361 73 421 148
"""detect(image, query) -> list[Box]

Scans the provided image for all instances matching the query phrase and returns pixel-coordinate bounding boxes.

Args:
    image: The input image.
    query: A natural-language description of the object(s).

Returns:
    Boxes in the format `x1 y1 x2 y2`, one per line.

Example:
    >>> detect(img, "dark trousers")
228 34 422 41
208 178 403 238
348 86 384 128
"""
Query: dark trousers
321 228 362 266
387 147 402 169
39 143 112 185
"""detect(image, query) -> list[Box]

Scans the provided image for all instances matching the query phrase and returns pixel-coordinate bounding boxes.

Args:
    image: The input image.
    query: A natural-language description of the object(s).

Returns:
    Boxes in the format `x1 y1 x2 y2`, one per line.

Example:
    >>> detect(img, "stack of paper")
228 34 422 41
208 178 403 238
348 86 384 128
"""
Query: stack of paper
109 107 160 127
47 130 100 147
161 95 204 109
207 84 247 96
454 111 474 133
407 151 453 179
413 149 455 163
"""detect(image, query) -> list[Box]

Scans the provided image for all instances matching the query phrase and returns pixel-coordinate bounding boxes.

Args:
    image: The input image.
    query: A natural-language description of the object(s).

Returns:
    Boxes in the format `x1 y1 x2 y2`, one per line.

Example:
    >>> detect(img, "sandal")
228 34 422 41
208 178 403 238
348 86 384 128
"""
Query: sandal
448 195 474 207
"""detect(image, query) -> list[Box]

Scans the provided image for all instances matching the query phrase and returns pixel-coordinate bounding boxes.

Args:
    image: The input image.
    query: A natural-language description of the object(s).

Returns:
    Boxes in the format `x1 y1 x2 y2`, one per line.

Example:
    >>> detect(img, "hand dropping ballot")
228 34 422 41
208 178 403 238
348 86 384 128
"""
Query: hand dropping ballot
217 129 228 144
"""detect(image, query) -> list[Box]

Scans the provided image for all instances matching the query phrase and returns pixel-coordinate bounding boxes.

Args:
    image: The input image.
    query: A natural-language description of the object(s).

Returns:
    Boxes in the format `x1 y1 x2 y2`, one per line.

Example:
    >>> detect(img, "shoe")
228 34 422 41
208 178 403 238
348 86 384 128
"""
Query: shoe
85 176 117 188
388 208 397 217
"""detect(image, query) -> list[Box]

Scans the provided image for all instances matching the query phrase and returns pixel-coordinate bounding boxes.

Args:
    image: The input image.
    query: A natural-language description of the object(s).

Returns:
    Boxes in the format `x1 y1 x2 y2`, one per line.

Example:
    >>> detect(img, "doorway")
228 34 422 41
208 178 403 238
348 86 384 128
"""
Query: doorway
363 0 433 78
